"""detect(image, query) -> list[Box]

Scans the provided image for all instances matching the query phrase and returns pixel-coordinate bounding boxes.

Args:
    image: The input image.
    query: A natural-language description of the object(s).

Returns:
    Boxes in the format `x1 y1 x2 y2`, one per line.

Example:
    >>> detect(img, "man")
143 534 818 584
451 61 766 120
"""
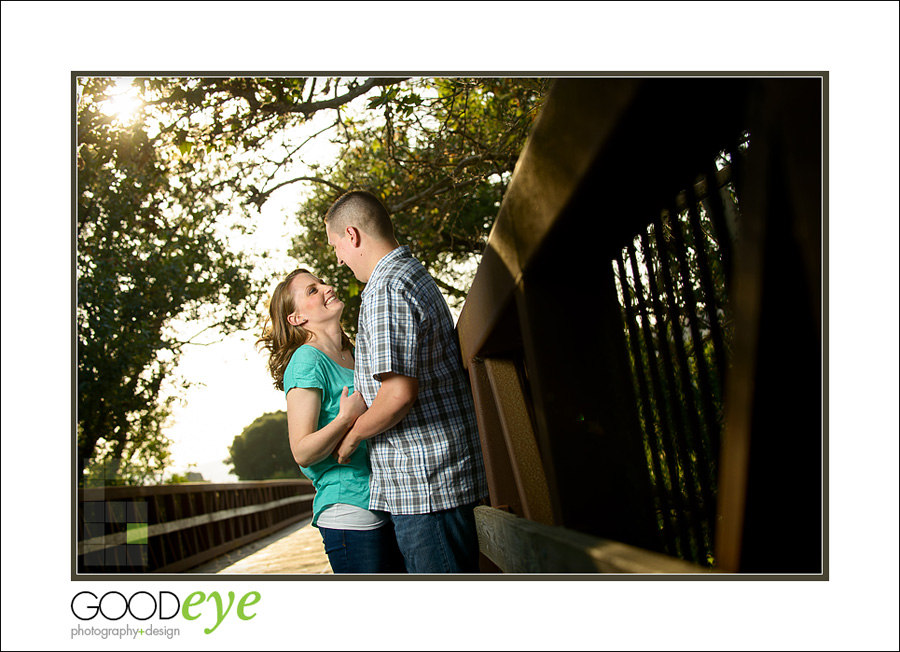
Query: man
325 190 488 573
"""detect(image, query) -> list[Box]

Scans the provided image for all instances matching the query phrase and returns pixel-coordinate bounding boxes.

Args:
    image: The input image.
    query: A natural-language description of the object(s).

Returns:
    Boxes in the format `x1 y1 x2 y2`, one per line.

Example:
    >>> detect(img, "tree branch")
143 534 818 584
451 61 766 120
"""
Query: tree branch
252 176 349 207
258 77 408 117
431 274 467 299
388 167 489 214
258 120 340 190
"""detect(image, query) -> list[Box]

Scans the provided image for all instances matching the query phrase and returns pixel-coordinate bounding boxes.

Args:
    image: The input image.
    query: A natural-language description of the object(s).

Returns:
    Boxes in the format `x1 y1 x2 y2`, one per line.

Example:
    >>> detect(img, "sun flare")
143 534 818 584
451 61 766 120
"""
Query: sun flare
100 78 143 124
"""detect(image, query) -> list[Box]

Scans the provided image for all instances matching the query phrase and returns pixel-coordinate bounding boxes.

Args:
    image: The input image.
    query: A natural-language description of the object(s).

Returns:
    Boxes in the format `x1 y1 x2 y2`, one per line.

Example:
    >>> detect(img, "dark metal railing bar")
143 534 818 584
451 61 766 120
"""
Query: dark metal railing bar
148 495 162 571
224 513 233 547
179 524 191 568
188 493 201 559
650 215 717 561
626 240 703 562
215 492 225 547
638 231 713 561
160 531 174 571
666 202 719 486
616 255 680 557
673 164 733 214
651 211 711 523
723 141 749 223
700 170 735 292
235 491 245 539
174 495 188 563
201 494 217 550
198 492 211 552
254 487 263 531
686 185 730 468
163 494 178 568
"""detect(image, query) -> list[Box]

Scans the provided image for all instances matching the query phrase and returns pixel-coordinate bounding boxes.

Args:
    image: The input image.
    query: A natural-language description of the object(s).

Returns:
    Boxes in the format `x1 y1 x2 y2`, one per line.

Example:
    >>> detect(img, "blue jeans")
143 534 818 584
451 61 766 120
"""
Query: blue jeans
319 522 407 574
390 502 481 573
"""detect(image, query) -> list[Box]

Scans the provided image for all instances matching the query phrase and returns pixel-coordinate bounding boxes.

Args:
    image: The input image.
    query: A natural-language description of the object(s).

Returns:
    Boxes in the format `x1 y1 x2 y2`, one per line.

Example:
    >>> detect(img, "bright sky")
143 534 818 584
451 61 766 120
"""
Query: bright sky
163 177 330 483
152 101 354 483
163 191 299 483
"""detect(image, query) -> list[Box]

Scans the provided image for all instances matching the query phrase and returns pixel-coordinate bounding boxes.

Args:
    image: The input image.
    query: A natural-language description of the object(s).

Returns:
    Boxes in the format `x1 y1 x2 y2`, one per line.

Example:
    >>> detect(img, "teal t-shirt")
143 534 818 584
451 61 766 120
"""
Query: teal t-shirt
284 345 371 526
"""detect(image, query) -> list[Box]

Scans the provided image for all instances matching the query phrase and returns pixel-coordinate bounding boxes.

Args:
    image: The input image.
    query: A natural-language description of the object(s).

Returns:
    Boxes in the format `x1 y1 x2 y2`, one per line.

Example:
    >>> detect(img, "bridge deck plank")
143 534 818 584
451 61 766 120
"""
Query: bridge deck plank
188 519 332 575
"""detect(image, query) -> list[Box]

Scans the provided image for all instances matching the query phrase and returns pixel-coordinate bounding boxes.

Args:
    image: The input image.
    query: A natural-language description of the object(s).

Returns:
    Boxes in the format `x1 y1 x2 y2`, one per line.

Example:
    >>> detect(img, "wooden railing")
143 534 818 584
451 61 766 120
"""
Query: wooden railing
460 77 823 574
77 480 315 574
475 506 707 574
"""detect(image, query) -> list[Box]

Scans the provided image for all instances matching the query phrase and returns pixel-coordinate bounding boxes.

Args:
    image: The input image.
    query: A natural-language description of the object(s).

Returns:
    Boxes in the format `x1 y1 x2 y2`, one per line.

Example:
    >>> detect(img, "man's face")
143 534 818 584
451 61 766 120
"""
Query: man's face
326 222 360 280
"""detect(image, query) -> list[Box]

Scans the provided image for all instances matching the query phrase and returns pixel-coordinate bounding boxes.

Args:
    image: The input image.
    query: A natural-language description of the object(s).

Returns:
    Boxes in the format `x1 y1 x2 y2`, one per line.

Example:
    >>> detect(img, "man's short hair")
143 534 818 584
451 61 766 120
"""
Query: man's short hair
325 190 395 242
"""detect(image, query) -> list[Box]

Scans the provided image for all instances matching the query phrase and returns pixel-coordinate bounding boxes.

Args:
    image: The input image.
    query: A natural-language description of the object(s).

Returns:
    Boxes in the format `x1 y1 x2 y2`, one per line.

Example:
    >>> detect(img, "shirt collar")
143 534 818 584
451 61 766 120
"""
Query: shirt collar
362 246 411 297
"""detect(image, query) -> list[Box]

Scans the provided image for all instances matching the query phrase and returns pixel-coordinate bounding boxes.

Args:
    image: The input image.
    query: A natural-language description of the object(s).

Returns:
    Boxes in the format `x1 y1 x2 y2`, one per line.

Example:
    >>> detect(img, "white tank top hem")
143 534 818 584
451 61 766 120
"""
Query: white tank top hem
315 502 390 531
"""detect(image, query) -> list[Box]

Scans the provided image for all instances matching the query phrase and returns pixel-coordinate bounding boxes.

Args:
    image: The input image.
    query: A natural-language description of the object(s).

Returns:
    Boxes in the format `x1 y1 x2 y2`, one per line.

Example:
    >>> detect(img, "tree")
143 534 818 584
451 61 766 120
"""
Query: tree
77 76 549 484
224 411 302 481
98 77 548 330
289 78 550 332
77 77 413 485
77 78 265 485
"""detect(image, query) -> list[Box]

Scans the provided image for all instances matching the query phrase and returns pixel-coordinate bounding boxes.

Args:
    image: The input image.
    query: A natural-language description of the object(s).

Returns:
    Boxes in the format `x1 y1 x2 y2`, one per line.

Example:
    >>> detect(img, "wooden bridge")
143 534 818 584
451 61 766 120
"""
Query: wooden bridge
77 480 323 574
457 77 822 574
187 518 332 575
76 76 823 576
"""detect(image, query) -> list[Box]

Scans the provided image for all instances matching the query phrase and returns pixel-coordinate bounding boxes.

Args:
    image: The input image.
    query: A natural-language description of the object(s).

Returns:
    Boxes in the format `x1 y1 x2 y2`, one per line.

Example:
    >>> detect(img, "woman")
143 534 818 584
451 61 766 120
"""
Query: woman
258 268 406 573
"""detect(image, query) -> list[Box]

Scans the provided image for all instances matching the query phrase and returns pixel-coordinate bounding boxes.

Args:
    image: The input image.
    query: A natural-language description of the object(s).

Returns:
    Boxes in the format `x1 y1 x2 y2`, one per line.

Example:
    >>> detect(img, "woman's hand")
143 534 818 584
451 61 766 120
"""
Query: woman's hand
338 386 367 426
336 372 418 464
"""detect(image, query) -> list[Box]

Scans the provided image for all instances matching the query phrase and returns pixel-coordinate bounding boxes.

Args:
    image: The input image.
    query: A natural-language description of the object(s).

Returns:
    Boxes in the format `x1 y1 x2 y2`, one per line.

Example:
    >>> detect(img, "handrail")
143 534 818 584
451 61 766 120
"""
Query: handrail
77 480 315 574
78 492 315 553
476 507 708 574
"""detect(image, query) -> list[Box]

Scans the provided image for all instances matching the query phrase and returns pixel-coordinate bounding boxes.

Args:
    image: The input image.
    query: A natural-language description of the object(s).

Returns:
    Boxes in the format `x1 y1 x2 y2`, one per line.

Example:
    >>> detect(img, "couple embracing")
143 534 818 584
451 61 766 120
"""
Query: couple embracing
259 191 488 574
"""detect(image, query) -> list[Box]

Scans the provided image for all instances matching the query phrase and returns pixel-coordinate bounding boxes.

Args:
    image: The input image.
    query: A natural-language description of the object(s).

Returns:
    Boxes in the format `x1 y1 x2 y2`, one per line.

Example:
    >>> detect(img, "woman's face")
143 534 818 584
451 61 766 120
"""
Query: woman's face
287 272 344 329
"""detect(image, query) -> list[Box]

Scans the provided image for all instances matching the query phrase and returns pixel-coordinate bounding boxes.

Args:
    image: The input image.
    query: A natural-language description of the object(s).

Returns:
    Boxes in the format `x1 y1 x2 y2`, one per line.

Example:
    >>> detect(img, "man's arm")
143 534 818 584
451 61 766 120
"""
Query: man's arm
336 372 418 463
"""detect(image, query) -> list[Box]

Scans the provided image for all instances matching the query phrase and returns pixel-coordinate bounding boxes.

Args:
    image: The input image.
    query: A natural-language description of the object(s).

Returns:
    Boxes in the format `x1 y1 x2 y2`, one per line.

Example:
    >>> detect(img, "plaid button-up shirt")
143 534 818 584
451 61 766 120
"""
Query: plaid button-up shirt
354 246 488 514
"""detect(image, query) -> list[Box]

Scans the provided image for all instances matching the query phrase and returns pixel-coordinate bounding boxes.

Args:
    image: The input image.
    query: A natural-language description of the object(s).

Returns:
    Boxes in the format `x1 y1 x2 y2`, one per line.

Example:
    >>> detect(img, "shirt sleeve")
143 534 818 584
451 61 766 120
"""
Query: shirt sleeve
284 346 325 396
367 282 420 380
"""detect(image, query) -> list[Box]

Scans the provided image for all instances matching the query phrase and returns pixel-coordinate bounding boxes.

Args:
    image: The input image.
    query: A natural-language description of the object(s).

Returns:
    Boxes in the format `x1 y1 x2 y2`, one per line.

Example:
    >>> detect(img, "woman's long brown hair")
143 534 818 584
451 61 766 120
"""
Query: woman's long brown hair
257 269 352 391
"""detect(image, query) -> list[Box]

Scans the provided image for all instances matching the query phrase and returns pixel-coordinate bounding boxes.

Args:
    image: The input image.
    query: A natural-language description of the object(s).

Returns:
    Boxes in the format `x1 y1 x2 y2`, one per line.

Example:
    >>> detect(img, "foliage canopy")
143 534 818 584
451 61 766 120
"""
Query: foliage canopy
291 78 550 331
76 76 549 484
